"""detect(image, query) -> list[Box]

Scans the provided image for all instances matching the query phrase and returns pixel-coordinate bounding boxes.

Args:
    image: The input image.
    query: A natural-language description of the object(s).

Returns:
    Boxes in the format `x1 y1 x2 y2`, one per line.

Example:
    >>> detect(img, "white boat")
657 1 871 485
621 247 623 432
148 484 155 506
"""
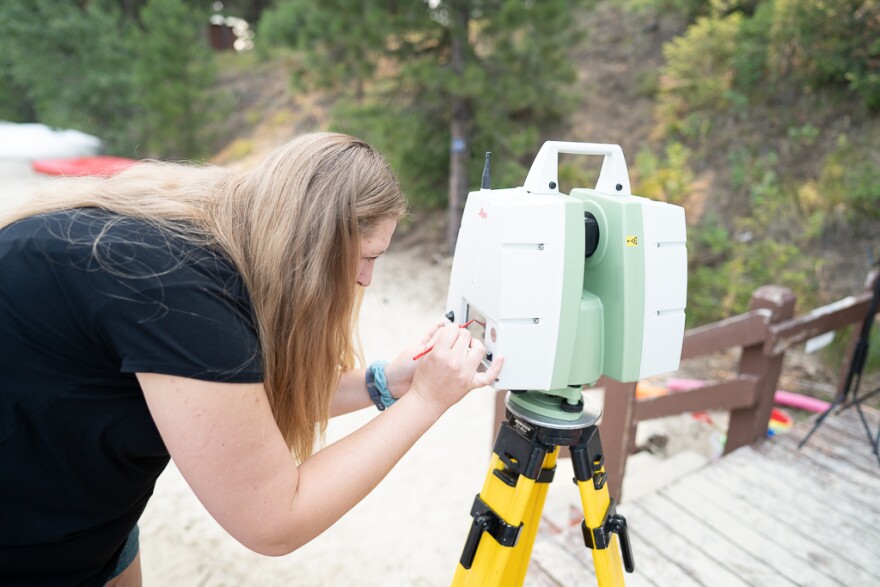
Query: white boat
0 121 102 160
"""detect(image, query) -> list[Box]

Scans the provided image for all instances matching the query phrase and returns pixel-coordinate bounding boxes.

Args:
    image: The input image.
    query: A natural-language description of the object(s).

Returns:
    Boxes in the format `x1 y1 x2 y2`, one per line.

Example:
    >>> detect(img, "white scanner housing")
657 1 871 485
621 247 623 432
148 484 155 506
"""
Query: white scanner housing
445 142 687 391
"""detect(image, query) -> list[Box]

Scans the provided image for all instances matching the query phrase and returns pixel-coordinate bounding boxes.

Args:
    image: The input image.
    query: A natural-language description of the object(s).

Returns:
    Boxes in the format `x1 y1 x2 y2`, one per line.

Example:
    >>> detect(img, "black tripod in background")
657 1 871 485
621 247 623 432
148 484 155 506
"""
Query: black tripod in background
799 259 880 467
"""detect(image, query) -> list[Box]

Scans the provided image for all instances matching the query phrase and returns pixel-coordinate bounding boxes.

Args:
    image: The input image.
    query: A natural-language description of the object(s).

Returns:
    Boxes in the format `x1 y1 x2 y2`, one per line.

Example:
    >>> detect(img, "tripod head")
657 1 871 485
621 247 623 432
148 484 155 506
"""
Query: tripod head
446 142 688 422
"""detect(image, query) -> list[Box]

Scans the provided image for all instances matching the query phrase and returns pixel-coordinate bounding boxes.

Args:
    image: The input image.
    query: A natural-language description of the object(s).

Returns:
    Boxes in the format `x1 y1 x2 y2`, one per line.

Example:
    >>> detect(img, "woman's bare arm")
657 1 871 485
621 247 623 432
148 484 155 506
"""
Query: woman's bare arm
137 323 502 556
139 373 443 555
329 368 371 416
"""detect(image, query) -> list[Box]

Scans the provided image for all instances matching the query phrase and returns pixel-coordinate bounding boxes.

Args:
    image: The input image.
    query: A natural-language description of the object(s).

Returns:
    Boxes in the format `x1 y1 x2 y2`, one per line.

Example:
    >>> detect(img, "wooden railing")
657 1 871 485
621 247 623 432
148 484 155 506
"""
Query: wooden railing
492 270 879 502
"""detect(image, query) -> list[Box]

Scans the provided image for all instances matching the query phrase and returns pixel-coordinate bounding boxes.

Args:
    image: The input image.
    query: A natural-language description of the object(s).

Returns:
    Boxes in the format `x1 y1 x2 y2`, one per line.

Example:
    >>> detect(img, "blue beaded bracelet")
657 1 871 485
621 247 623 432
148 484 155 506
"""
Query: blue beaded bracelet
366 361 395 411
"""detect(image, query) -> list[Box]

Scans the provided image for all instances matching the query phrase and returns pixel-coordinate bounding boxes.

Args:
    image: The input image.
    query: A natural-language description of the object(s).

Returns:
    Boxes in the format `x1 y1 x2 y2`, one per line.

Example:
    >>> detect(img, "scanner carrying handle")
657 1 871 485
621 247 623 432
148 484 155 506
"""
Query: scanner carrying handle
523 141 631 197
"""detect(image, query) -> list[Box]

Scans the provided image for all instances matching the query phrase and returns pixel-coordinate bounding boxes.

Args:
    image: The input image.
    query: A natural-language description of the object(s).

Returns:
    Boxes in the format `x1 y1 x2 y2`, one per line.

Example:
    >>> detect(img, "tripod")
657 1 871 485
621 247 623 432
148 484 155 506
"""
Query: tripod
452 392 634 587
799 267 880 466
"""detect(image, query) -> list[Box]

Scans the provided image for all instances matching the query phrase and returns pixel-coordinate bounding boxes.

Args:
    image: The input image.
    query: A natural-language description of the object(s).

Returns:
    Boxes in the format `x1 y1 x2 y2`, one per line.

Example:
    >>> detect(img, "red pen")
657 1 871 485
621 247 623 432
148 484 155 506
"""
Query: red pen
412 320 479 361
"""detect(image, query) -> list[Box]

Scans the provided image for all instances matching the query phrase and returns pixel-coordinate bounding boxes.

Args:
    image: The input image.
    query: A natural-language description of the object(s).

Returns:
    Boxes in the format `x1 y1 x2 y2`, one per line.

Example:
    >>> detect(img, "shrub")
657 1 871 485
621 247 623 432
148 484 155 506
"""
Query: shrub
657 13 744 137
633 142 694 205
770 0 880 110
687 219 815 325
817 134 880 223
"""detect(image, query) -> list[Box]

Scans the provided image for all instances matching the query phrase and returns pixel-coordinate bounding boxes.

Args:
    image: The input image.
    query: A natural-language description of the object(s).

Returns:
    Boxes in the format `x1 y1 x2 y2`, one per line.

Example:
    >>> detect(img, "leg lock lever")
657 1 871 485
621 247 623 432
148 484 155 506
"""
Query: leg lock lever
571 426 607 490
581 499 635 573
459 495 523 570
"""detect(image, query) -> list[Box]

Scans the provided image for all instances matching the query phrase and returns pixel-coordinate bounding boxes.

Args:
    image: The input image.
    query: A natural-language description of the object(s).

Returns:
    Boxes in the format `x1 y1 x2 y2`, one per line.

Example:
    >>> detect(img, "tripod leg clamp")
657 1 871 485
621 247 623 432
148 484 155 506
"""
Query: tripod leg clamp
459 495 523 570
571 426 607 490
491 421 549 487
581 499 635 573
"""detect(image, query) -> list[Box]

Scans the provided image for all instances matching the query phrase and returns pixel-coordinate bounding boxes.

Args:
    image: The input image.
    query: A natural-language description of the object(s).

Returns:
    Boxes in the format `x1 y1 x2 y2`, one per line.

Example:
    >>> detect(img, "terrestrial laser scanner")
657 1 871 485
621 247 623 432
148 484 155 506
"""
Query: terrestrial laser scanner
445 141 687 420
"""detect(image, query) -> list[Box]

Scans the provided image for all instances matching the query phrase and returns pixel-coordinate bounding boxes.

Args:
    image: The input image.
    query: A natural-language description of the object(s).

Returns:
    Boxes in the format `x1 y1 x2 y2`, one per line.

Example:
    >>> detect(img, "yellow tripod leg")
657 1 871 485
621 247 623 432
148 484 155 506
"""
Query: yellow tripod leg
452 424 558 587
572 426 634 587
495 448 558 586
452 416 634 587
577 470 626 585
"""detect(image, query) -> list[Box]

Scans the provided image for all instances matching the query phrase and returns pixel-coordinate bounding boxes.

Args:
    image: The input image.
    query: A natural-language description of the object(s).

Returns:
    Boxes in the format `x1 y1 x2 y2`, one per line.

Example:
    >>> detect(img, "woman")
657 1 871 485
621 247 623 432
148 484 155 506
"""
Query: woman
0 132 502 586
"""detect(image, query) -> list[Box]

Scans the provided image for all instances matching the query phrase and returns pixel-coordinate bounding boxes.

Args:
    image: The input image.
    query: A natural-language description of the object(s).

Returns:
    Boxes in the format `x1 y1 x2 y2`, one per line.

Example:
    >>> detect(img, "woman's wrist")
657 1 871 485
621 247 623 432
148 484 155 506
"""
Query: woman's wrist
382 361 409 399
403 383 449 421
365 361 395 411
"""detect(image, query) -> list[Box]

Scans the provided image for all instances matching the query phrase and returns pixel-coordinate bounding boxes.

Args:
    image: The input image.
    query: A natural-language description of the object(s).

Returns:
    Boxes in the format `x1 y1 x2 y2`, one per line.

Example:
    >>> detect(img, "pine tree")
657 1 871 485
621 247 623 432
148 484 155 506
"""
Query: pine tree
133 0 223 159
0 0 138 153
259 0 593 250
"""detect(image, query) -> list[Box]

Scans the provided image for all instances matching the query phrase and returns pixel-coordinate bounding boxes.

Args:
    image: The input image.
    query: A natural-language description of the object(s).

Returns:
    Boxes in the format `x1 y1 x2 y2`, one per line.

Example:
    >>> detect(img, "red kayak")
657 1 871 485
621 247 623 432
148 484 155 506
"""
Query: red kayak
32 156 137 177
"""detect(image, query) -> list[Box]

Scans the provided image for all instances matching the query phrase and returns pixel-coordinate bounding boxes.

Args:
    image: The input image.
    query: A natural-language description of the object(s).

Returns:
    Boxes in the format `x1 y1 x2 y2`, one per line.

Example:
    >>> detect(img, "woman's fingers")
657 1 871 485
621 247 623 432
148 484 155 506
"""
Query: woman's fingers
463 337 486 370
463 339 503 390
409 322 502 411
420 320 447 346
451 325 472 353
412 323 451 361
472 355 504 389
433 322 470 356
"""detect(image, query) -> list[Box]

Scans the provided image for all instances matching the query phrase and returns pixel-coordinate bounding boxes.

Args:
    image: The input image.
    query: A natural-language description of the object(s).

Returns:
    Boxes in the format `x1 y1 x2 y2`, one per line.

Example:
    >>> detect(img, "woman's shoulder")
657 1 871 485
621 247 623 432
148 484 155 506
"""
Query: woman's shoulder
3 208 234 281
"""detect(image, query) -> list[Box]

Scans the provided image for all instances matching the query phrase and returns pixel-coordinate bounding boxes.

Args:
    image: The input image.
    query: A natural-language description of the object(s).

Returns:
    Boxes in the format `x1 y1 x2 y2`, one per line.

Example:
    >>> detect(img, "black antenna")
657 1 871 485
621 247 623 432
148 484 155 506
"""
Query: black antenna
481 151 492 190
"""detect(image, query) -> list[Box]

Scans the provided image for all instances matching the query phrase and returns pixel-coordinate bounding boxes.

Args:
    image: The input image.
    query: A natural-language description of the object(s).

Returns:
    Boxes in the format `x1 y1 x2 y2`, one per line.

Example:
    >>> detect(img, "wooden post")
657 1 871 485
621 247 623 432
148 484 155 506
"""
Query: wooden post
492 388 506 451
725 286 796 454
597 377 638 503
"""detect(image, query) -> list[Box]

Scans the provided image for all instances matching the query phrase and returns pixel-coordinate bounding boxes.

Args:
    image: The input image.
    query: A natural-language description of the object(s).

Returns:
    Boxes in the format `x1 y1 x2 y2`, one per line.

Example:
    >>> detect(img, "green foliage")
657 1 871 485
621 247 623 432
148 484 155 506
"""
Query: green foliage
625 0 712 21
0 63 31 122
770 0 880 110
787 123 820 147
257 0 387 97
727 0 773 94
682 129 876 326
741 151 787 231
655 1 773 137
260 0 590 207
657 0 880 139
633 142 694 205
331 97 450 208
133 0 224 159
657 12 744 138
655 0 880 116
686 218 734 325
687 216 815 325
816 134 880 223
728 146 832 244
685 142 823 326
649 0 878 327
0 0 229 158
558 160 599 195
0 0 138 152
822 324 880 381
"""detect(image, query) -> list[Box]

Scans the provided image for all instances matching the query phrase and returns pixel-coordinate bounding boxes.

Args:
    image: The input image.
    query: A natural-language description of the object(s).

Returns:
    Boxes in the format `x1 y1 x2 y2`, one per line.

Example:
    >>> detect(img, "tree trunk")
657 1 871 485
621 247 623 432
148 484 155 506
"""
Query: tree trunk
446 1 470 254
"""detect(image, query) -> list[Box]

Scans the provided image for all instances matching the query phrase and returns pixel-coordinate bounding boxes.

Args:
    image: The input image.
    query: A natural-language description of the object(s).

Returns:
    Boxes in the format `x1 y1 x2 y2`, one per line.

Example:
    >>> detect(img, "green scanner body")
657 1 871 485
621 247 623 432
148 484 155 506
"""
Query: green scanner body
446 142 687 420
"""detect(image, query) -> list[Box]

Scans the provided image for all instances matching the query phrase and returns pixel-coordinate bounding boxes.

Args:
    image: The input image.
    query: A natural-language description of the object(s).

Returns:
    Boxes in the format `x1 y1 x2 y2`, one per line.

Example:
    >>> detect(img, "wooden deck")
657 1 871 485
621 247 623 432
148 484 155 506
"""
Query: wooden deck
528 405 880 586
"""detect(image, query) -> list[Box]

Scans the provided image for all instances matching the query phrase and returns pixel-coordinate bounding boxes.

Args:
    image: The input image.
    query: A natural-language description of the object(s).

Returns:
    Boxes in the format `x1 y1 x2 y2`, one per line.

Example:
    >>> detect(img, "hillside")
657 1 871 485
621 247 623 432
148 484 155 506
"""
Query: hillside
213 3 877 291
207 2 878 401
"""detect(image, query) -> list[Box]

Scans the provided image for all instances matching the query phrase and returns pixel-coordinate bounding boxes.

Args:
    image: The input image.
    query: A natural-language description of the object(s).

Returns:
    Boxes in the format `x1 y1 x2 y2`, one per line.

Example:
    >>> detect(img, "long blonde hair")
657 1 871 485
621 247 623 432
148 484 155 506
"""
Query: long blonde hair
2 132 407 460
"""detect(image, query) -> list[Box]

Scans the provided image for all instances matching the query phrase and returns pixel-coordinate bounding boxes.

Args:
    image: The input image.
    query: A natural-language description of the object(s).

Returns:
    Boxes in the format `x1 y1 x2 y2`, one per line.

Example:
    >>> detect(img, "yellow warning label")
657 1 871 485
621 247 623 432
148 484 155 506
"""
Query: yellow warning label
626 236 638 247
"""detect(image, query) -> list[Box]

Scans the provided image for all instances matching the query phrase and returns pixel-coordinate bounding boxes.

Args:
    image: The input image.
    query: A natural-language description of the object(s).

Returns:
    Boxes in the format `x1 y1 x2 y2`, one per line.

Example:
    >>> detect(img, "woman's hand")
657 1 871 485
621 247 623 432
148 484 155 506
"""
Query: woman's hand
137 339 502 557
383 319 446 398
408 322 504 414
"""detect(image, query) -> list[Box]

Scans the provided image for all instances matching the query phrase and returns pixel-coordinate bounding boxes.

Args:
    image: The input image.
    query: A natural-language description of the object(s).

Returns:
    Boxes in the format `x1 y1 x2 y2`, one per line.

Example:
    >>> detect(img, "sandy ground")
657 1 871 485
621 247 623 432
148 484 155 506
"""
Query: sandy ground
2 160 720 586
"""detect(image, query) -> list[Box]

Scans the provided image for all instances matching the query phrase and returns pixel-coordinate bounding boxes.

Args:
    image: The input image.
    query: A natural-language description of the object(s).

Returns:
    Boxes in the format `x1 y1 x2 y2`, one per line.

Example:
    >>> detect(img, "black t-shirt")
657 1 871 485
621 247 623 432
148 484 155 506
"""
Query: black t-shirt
0 209 263 586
